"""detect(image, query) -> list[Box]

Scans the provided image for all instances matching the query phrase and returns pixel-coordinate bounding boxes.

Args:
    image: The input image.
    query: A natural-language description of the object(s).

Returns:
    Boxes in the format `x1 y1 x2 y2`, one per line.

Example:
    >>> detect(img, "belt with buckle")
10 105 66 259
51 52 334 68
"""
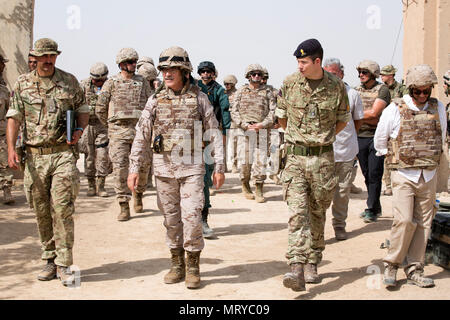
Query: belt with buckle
26 144 71 156
286 144 333 156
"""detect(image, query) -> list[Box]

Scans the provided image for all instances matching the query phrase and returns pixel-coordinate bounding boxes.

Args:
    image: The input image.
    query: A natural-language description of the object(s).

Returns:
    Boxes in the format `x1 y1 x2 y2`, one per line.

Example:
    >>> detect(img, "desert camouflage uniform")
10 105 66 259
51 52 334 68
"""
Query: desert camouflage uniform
276 70 350 265
129 81 224 251
6 68 89 267
96 73 152 203
0 84 13 193
231 84 276 183
78 78 111 179
226 87 239 169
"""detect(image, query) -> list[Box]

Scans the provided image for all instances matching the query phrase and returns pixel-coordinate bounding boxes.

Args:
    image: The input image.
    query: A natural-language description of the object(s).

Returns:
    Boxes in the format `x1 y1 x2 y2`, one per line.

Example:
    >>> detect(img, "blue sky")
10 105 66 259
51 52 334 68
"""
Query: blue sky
34 0 404 88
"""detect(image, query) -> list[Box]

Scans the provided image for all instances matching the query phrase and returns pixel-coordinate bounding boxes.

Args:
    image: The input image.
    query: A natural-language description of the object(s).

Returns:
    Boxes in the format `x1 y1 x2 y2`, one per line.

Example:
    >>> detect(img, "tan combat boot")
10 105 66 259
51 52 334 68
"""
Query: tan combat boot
164 248 186 284
242 180 255 200
117 202 130 221
270 174 281 185
37 259 57 281
133 192 144 213
87 178 97 197
406 268 435 288
255 183 265 203
57 266 75 286
383 263 398 287
283 263 306 292
3 187 15 205
383 188 393 196
304 263 320 283
96 176 108 197
185 251 201 289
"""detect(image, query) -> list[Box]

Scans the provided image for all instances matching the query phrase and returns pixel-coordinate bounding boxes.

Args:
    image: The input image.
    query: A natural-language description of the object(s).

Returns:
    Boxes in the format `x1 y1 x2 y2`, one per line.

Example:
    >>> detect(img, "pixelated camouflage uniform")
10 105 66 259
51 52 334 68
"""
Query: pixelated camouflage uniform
6 68 89 267
0 84 13 192
78 78 112 178
276 70 350 265
95 73 152 203
129 81 224 251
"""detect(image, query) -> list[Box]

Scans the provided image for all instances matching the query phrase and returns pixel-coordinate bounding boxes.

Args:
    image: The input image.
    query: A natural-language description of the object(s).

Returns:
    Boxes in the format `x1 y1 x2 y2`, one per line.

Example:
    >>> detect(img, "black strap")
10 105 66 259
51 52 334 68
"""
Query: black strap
159 56 190 63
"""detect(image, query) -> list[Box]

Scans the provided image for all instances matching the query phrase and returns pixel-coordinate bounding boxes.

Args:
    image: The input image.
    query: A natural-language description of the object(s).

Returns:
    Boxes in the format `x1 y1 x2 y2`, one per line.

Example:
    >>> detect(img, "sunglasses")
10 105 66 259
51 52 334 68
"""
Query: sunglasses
250 72 262 77
200 69 213 74
412 88 432 96
358 70 370 76
124 60 137 65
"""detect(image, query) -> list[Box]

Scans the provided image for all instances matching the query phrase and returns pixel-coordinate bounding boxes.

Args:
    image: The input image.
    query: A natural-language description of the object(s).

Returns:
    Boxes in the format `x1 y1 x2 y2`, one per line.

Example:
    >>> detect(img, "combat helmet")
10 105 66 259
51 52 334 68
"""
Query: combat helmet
198 61 216 74
245 64 264 79
405 64 438 89
137 63 158 81
157 46 192 72
357 60 380 78
116 48 139 65
137 56 154 69
223 75 238 85
262 67 269 79
380 65 397 76
90 62 109 79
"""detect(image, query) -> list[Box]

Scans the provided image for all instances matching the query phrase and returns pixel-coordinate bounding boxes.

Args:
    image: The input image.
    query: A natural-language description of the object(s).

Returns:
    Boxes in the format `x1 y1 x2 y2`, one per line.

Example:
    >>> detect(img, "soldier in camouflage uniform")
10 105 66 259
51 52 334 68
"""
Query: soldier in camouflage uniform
6 38 89 286
231 64 276 203
0 54 7 86
96 48 152 221
28 53 38 72
137 56 155 70
78 62 112 197
128 46 225 289
0 72 14 205
276 39 350 292
224 75 239 173
375 64 446 288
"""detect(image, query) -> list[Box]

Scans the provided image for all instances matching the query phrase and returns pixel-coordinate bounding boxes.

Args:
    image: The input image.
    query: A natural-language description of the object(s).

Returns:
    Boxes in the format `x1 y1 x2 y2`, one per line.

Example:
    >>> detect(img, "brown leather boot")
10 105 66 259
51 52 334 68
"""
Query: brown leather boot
185 251 201 289
117 202 130 221
133 192 144 213
37 259 57 281
334 227 348 241
164 248 186 284
87 178 97 197
3 187 15 205
242 180 255 200
96 176 108 197
304 263 320 283
255 183 265 203
283 263 306 292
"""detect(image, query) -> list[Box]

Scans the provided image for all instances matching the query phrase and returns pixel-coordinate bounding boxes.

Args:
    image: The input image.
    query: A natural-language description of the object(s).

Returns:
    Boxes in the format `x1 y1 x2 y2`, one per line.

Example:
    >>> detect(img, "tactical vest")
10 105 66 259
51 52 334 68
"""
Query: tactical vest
108 74 146 122
356 82 383 136
386 98 442 170
152 85 202 152
237 85 271 124
81 78 101 118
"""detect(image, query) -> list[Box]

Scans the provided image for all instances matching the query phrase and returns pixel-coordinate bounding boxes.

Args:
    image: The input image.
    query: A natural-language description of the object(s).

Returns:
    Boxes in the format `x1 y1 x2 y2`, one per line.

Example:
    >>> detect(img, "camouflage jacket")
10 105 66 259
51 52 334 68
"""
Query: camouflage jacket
80 77 105 121
276 70 350 146
0 84 9 136
388 81 407 99
6 68 89 147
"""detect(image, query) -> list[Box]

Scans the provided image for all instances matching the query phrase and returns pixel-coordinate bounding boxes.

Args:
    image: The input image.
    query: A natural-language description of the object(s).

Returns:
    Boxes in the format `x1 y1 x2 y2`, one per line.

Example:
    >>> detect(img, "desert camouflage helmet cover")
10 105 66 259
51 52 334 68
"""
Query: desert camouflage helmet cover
137 64 158 81
405 64 438 88
380 65 397 75
137 56 154 68
157 46 192 72
357 60 380 78
223 75 238 85
245 64 264 78
116 48 139 65
90 62 109 79
262 67 269 79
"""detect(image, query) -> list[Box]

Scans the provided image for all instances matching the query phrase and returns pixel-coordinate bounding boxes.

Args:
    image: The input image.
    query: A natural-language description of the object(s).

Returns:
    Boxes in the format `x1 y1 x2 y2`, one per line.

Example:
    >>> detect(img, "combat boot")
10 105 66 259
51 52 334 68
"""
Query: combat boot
185 251 201 289
334 227 348 241
255 183 265 203
87 178 97 197
164 248 185 284
383 188 393 196
133 192 144 213
96 176 108 197
117 202 130 221
406 268 435 288
283 263 306 292
270 174 281 185
304 263 320 284
3 187 15 205
242 180 255 200
383 263 398 287
37 258 57 281
57 266 75 286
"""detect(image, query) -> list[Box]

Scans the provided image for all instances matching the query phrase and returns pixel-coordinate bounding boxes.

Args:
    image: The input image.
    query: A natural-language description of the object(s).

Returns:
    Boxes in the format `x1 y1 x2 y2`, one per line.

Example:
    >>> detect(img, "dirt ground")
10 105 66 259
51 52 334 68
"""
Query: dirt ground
1 158 449 300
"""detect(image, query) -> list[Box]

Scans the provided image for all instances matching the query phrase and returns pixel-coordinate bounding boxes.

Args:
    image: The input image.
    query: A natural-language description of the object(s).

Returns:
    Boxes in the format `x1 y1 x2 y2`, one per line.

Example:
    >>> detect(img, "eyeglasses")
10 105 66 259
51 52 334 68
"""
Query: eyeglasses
412 88 432 96
358 70 369 76
250 72 262 77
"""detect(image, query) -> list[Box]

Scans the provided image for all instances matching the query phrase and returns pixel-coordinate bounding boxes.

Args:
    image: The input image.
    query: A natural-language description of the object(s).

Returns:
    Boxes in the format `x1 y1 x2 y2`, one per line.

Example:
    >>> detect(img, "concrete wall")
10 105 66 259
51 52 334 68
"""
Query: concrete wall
403 0 450 102
0 0 34 91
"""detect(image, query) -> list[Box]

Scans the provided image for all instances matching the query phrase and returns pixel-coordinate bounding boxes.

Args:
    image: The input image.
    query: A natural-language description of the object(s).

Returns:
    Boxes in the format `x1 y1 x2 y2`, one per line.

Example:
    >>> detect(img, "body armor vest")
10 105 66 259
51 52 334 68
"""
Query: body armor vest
152 84 202 152
238 85 271 124
81 79 101 118
108 74 146 122
356 82 383 136
386 98 442 170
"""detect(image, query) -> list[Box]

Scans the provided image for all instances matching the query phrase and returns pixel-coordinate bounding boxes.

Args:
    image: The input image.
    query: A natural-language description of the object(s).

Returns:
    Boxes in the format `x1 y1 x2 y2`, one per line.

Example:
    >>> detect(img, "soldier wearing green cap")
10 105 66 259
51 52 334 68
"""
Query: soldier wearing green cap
381 65 407 100
6 38 89 286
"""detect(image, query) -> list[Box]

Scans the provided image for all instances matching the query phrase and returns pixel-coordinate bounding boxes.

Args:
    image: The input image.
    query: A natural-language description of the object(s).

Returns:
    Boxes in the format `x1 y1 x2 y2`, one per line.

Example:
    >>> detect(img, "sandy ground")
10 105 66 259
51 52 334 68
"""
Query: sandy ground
1 157 449 300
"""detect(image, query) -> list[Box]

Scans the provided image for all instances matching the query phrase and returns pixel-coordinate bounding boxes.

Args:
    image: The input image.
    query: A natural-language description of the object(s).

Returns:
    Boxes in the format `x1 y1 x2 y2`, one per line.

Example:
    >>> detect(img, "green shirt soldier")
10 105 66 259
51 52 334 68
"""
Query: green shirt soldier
381 65 407 99
6 38 89 286
276 39 350 292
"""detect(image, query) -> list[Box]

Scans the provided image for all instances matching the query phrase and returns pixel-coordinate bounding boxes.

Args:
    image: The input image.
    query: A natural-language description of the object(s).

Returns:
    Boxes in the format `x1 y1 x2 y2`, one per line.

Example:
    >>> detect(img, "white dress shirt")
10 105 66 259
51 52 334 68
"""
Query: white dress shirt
374 94 447 183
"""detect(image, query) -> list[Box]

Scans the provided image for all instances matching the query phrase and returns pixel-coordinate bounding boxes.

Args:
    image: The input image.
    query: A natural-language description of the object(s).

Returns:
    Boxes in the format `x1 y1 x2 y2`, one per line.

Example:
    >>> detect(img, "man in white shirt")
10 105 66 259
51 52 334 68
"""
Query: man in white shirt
324 58 364 241
374 64 446 288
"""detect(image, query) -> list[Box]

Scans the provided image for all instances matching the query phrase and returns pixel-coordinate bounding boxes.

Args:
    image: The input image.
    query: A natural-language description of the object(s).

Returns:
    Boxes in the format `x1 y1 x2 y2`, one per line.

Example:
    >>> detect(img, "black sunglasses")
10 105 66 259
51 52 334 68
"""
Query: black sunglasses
251 72 262 77
412 88 432 96
358 70 370 76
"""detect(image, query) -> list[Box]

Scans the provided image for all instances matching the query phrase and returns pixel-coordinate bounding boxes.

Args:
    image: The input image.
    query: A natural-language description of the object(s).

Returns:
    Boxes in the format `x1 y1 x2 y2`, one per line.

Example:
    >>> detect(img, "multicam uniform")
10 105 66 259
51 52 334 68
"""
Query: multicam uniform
96 73 152 203
6 68 89 267
0 84 13 197
276 70 350 266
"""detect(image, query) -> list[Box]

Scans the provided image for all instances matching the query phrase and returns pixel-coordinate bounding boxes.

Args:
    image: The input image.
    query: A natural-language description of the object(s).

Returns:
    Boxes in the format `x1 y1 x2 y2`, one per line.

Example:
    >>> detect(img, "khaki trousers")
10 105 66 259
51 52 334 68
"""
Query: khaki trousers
331 161 354 229
383 171 437 274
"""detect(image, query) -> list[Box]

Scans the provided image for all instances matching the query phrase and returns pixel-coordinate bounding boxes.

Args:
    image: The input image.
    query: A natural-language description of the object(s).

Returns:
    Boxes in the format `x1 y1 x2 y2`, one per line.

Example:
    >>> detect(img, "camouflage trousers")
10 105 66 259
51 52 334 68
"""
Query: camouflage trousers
78 120 112 178
24 149 80 267
236 129 268 183
0 138 13 190
109 132 149 203
282 151 337 265
156 174 205 252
